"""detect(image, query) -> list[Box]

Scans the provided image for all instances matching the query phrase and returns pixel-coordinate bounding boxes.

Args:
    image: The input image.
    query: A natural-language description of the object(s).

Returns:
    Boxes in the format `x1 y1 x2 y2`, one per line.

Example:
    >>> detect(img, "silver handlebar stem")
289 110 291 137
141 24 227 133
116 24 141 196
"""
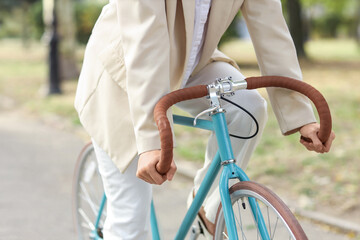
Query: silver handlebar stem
193 77 247 126
207 77 247 101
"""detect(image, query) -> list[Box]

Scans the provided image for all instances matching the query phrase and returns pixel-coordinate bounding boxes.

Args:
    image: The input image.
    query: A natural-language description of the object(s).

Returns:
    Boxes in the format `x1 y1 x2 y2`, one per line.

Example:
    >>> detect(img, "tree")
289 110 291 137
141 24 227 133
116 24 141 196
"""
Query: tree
286 0 307 58
43 0 79 81
0 0 38 9
301 0 356 38
0 0 41 46
356 0 360 46
283 0 358 58
56 0 79 80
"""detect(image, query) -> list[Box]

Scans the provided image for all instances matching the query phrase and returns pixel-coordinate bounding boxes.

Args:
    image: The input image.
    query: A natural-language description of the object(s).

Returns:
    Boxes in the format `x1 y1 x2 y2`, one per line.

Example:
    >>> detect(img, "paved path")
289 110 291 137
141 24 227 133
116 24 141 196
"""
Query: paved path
0 111 83 240
0 110 353 239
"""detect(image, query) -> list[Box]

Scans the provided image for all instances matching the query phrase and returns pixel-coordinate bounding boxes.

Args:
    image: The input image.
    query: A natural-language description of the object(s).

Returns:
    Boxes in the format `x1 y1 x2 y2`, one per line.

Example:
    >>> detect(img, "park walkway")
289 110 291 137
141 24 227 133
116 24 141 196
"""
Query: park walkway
0 109 356 239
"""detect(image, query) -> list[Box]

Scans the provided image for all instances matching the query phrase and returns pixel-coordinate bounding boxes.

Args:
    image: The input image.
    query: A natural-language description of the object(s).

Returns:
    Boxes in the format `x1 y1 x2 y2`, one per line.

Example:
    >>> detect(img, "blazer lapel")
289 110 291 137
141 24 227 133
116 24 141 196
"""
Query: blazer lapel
193 0 234 75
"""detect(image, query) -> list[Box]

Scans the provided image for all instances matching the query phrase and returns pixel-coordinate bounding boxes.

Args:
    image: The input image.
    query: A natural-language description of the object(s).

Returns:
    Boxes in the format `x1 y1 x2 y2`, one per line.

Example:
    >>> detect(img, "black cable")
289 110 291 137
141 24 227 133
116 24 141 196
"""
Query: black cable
220 96 259 139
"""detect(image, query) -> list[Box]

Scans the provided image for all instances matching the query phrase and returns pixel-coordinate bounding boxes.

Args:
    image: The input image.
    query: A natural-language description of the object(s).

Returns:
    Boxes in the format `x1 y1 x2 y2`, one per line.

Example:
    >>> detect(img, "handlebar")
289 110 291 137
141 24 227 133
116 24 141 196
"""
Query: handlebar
154 76 332 174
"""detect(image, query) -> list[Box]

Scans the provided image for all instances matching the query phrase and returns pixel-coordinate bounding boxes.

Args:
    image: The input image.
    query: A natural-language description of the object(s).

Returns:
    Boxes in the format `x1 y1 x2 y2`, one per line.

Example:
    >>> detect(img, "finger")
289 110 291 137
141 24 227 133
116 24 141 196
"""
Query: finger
141 171 163 185
301 139 325 153
137 167 160 184
166 161 177 181
324 131 335 152
136 170 155 184
137 174 154 184
142 177 155 184
300 138 314 151
304 130 325 153
149 168 167 185
311 137 324 152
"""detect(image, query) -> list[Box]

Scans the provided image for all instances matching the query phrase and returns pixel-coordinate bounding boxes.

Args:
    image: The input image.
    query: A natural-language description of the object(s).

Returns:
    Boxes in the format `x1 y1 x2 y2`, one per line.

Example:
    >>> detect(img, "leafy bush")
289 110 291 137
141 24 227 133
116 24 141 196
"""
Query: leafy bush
0 1 103 44
74 2 103 44
0 8 25 38
28 1 44 39
219 14 241 47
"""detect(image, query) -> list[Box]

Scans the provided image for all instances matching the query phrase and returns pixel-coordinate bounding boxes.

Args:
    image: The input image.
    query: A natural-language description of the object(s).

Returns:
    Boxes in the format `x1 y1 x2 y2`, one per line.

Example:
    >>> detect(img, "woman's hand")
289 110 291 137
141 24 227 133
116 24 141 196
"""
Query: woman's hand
136 150 177 185
299 123 335 153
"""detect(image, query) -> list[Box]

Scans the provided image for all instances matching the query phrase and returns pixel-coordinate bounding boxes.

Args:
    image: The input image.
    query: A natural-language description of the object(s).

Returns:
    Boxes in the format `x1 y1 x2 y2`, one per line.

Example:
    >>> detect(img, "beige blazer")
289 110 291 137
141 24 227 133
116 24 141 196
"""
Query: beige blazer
75 0 316 172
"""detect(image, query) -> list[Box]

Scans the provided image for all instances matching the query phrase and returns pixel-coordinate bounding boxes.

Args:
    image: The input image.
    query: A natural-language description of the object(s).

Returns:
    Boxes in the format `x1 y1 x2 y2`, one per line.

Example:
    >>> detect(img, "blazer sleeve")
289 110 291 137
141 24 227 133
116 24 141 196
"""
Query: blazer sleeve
241 0 316 135
115 0 171 154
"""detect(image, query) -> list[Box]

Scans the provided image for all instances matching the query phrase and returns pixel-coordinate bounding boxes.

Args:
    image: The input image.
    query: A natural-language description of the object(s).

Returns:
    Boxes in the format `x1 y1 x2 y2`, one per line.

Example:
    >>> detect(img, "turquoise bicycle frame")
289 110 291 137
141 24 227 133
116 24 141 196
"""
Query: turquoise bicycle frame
153 113 270 240
94 113 270 240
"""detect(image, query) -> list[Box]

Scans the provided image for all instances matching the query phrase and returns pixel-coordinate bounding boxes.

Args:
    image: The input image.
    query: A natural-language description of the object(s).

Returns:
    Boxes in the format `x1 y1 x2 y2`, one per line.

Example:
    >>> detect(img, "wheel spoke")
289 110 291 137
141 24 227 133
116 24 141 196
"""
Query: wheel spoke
88 180 102 204
213 182 306 240
255 199 260 240
83 160 97 183
74 145 107 240
81 222 93 230
78 208 95 230
235 201 247 240
80 182 100 216
271 217 279 239
267 206 272 238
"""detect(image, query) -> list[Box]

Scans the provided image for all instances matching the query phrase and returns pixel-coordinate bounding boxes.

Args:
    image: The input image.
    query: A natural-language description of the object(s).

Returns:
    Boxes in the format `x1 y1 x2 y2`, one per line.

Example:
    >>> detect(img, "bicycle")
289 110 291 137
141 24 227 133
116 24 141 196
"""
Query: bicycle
72 75 332 240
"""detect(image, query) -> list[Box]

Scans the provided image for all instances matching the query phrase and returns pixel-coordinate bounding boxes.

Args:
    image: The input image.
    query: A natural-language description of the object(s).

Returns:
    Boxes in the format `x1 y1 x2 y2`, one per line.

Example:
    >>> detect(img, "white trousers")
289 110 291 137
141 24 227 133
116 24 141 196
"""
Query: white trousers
93 140 152 240
93 62 268 239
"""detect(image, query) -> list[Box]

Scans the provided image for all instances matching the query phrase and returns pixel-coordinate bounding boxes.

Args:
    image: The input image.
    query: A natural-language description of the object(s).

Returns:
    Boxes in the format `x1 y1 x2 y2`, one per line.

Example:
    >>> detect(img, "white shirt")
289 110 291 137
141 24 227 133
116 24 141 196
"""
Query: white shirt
181 0 212 87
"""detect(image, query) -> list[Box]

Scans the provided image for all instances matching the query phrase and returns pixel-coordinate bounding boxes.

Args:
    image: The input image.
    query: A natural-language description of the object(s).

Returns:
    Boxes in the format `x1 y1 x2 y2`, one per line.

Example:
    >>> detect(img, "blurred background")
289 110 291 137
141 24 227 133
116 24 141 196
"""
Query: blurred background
0 0 359 239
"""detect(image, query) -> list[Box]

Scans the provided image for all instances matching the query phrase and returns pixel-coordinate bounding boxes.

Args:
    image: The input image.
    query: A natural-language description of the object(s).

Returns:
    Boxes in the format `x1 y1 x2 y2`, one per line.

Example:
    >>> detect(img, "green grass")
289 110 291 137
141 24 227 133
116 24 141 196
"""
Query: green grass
306 39 360 61
0 38 359 225
0 39 80 124
220 38 360 64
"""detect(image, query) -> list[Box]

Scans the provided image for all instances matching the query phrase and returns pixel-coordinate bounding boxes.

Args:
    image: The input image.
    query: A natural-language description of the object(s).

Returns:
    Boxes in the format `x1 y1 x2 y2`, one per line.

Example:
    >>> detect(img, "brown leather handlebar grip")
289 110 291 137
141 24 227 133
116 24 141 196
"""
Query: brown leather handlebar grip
154 85 208 174
154 76 332 175
245 76 332 143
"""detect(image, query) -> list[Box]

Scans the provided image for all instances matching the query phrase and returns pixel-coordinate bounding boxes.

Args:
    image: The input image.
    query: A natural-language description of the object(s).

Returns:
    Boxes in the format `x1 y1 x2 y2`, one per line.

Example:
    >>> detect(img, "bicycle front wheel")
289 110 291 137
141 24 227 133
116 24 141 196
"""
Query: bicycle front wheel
214 181 307 240
72 143 106 240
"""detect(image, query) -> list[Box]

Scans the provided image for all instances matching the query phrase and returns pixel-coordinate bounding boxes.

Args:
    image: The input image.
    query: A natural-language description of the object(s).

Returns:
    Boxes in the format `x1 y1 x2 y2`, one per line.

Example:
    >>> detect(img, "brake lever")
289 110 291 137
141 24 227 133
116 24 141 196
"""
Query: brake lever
193 106 218 126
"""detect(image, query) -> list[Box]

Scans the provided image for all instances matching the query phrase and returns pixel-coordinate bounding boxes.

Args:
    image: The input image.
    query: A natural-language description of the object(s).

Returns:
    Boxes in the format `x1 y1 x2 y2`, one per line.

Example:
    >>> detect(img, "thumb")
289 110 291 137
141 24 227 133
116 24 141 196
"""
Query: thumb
166 161 177 181
308 132 324 151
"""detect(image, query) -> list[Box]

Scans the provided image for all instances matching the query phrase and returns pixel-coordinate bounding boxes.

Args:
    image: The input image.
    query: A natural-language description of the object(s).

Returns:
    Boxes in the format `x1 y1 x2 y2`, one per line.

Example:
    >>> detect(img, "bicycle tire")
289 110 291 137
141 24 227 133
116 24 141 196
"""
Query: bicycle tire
214 181 307 240
72 143 106 240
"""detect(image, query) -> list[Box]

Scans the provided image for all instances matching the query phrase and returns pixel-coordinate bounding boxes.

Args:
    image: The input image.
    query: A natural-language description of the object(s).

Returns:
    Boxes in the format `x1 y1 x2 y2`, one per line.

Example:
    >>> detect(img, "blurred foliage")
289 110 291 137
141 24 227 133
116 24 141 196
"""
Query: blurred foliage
0 0 103 44
219 0 359 46
0 0 39 9
0 9 22 38
74 2 103 44
296 0 359 38
28 1 44 39
0 0 39 39
0 0 358 44
219 13 241 47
